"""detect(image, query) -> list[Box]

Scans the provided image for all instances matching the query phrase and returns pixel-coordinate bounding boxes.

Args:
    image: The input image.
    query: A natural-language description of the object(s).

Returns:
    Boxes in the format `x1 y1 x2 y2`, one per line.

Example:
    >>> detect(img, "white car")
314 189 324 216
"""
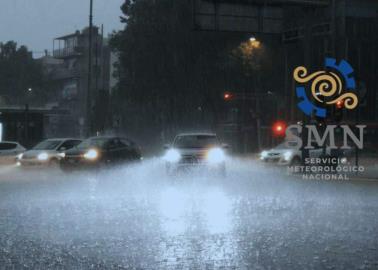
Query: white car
260 141 331 166
19 138 82 167
163 133 228 176
0 141 26 165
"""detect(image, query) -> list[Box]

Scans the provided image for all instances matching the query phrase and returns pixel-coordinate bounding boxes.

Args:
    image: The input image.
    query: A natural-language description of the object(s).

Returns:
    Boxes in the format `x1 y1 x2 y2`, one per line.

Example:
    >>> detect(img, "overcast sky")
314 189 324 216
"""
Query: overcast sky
0 0 124 57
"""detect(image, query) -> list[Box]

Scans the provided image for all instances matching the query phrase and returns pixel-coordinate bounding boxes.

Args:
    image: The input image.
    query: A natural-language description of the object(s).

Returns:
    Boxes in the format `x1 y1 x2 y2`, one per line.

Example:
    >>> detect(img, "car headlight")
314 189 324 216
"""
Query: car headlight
37 152 49 161
17 153 23 160
58 153 66 158
84 149 98 160
283 151 293 161
207 148 225 164
163 149 180 163
260 151 268 159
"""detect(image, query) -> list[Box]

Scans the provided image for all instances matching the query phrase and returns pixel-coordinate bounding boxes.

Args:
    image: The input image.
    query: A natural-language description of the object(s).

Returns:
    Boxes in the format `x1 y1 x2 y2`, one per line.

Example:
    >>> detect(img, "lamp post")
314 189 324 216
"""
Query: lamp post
249 36 261 49
25 88 33 145
86 0 94 137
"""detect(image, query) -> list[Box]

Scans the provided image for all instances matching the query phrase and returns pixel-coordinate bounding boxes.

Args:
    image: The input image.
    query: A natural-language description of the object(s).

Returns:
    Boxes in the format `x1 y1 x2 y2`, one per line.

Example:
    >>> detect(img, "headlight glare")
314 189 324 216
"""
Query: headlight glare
283 151 293 161
84 149 98 160
37 152 49 161
260 151 268 159
207 148 225 164
164 149 180 162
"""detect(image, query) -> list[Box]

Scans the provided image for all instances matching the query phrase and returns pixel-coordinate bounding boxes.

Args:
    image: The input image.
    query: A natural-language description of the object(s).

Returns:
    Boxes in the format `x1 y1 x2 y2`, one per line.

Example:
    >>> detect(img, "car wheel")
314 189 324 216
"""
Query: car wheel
50 158 60 169
290 156 302 166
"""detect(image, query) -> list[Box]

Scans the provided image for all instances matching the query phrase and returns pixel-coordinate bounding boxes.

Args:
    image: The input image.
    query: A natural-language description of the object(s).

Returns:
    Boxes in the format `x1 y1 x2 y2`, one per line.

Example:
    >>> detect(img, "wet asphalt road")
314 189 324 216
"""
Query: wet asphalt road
0 158 377 270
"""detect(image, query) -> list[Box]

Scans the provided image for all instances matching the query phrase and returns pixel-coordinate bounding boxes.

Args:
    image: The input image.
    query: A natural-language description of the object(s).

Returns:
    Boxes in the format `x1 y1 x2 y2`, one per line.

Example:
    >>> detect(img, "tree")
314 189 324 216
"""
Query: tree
110 0 284 148
111 0 241 143
0 41 45 106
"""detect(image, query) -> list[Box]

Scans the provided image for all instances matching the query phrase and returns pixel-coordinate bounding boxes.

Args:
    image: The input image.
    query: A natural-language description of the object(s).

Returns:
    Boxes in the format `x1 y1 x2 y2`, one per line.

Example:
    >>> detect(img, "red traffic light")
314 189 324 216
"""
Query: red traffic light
272 121 287 137
336 100 344 109
223 92 233 101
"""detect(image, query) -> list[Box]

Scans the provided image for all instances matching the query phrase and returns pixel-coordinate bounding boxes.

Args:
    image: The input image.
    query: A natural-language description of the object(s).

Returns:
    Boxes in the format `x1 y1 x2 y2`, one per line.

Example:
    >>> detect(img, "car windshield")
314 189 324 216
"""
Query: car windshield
174 135 218 148
77 138 109 149
33 140 62 150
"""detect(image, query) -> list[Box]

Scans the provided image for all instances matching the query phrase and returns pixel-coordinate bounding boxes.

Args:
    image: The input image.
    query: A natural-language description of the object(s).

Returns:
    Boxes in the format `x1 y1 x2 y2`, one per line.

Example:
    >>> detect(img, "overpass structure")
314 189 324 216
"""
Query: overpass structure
194 0 377 40
193 0 330 34
194 0 378 151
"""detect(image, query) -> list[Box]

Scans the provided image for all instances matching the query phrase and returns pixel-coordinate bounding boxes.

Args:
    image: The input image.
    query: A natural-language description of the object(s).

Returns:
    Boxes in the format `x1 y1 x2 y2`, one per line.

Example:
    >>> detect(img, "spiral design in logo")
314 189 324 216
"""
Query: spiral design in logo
293 66 358 110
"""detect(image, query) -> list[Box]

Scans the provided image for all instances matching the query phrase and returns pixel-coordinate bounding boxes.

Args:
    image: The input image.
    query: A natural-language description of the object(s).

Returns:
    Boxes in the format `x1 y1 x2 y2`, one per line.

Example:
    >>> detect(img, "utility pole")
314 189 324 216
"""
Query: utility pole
86 0 94 137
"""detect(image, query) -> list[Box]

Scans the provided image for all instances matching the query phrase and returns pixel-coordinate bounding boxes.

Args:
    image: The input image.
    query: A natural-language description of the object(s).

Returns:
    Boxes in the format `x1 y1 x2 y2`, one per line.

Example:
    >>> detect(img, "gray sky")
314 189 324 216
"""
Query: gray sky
0 0 124 57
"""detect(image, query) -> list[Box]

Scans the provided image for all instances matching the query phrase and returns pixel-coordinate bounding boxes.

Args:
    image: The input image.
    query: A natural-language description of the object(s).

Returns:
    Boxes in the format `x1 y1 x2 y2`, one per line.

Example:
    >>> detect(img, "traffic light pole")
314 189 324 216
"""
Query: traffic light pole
355 104 359 169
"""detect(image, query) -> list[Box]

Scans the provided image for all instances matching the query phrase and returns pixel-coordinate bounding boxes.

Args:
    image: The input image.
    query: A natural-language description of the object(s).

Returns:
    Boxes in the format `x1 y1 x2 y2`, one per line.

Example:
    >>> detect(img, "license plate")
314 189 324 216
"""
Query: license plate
68 159 76 164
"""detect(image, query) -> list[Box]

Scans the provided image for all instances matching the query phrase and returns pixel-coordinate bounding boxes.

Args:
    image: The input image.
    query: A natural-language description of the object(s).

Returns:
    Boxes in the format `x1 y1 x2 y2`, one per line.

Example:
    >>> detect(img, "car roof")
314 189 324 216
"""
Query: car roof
87 136 133 140
176 132 217 137
44 138 81 141
0 141 20 144
88 136 117 140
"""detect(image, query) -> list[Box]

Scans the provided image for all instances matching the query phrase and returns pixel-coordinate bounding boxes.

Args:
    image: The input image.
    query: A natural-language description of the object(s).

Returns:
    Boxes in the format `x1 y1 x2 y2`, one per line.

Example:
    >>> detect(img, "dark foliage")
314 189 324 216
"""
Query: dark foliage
110 0 282 148
0 41 45 106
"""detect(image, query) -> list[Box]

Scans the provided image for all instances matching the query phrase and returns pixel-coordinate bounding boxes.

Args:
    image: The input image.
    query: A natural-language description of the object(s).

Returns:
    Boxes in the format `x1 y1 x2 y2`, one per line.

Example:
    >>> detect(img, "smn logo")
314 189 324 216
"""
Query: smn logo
287 58 365 151
293 58 358 118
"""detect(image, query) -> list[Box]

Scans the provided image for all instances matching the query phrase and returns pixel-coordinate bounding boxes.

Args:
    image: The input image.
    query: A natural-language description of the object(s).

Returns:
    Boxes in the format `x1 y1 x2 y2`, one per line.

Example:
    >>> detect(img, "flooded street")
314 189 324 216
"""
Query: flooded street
1 158 377 269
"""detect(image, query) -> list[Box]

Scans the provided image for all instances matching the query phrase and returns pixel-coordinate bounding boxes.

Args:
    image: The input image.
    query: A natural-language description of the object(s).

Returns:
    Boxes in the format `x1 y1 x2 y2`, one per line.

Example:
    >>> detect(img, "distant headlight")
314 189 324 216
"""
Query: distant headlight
163 149 180 163
283 151 293 161
260 151 268 159
207 148 225 164
17 153 23 160
84 149 98 160
58 153 66 158
37 152 49 161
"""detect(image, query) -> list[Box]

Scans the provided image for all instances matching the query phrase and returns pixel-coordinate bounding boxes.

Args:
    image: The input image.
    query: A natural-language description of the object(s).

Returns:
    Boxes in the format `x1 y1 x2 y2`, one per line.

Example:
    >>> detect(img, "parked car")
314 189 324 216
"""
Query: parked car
0 141 26 165
60 136 142 170
163 133 228 176
19 138 82 167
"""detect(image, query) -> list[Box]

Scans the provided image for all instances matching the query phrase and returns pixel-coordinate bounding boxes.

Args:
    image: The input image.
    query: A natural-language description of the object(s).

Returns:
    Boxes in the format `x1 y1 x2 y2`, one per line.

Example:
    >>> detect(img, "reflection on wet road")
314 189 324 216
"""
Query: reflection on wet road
0 158 378 269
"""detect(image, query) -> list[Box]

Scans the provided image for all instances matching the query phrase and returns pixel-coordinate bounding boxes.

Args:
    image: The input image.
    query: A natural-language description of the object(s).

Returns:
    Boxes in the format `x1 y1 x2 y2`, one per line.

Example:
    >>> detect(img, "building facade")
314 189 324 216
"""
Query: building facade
46 26 112 138
195 0 378 152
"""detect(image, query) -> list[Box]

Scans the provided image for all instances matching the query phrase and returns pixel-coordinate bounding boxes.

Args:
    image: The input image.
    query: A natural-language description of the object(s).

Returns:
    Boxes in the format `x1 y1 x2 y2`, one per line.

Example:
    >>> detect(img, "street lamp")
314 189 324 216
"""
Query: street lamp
249 37 261 49
24 87 34 145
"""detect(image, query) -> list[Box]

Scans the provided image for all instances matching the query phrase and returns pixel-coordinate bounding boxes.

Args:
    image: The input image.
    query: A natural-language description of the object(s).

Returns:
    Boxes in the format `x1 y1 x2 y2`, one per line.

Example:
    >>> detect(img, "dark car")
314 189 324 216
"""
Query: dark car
60 136 142 170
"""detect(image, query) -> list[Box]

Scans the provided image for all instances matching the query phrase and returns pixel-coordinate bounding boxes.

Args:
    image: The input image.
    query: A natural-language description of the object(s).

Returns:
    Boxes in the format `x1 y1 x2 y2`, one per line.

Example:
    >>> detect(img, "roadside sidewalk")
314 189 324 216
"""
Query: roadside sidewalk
345 155 378 181
240 153 378 181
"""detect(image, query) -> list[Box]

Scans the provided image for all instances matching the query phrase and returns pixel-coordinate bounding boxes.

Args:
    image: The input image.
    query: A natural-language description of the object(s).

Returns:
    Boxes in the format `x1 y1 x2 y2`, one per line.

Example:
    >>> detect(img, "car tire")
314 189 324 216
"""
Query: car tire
290 156 302 166
50 158 60 169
